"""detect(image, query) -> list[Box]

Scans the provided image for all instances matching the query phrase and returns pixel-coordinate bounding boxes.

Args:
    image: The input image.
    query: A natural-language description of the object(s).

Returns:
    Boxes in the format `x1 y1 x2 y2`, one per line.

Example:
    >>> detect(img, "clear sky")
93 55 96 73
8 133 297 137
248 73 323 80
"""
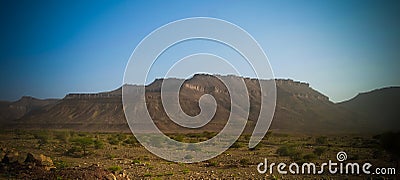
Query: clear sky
1 0 399 102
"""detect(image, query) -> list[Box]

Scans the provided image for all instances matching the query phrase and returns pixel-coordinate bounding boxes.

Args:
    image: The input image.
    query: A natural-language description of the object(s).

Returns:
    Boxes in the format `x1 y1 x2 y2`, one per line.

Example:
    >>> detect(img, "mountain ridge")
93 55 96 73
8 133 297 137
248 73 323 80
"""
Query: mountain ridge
0 74 398 134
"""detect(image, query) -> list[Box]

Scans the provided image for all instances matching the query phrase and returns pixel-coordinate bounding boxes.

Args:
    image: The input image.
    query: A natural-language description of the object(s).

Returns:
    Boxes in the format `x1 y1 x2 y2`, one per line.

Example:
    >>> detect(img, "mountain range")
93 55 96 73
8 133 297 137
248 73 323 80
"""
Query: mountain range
0 74 399 134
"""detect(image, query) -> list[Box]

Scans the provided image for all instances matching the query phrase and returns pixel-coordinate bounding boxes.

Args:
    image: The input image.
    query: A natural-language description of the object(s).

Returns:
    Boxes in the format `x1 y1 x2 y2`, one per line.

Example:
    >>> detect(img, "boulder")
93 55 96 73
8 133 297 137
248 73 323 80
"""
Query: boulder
1 151 19 164
24 153 55 170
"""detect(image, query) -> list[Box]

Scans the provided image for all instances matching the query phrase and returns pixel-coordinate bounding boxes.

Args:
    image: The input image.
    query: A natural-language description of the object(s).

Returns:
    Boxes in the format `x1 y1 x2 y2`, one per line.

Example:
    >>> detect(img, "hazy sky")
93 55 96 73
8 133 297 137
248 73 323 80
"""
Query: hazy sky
1 0 399 102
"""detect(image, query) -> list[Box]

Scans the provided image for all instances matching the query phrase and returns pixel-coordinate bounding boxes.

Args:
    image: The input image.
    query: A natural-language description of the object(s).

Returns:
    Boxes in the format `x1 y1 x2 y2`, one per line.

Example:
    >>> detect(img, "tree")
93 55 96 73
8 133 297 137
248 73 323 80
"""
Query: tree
72 137 94 156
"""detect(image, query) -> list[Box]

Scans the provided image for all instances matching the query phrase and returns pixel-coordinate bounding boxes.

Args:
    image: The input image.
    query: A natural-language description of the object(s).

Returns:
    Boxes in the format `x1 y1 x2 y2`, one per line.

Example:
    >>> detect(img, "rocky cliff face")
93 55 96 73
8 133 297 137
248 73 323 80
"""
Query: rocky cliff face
276 79 329 101
2 74 393 134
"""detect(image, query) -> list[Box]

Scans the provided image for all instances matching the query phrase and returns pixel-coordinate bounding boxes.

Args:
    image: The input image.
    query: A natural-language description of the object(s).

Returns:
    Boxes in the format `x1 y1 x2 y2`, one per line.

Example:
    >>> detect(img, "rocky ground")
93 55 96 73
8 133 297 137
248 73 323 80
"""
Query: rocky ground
0 130 398 179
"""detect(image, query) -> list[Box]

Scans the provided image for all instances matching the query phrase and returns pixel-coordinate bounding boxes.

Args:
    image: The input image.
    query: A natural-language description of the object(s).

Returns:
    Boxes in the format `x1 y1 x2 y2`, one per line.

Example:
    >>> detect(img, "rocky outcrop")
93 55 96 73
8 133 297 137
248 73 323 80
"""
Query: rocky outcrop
24 153 55 170
276 79 329 101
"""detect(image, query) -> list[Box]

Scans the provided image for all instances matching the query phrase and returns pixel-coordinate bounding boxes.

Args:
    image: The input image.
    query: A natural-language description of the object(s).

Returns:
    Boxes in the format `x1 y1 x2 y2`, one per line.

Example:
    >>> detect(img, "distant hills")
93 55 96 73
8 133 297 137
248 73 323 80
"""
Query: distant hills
0 74 398 134
338 87 400 132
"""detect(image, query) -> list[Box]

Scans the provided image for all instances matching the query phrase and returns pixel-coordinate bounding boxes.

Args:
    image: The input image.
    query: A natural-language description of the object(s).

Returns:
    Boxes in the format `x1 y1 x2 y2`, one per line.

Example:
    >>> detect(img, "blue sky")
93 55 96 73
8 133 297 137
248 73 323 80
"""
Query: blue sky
0 0 399 102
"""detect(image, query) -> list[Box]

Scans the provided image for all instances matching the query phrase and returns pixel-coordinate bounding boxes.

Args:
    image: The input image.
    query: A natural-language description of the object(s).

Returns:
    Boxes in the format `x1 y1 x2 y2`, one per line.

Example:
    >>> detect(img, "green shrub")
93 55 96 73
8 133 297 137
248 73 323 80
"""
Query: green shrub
108 137 120 145
276 145 302 161
65 146 81 157
123 136 137 145
303 153 317 161
239 158 250 165
206 161 218 167
276 146 294 156
94 140 104 149
172 134 184 142
71 137 95 156
107 154 117 159
108 165 122 173
231 141 243 148
313 147 327 156
115 134 126 141
165 172 173 176
315 136 328 145
182 168 190 174
54 131 70 143
33 130 52 147
204 131 215 138
54 160 69 169
132 159 141 164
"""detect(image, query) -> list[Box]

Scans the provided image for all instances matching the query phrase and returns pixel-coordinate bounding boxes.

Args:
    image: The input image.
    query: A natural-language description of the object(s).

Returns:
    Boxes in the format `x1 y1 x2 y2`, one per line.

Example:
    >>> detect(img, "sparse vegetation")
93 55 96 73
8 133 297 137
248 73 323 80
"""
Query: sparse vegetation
123 135 137 146
303 153 317 161
206 161 218 167
276 144 302 161
315 136 328 145
231 141 243 148
239 158 250 166
93 139 104 149
182 168 190 174
71 137 95 156
108 165 122 173
54 160 69 169
313 147 327 157
0 130 397 179
33 130 52 148
54 131 71 143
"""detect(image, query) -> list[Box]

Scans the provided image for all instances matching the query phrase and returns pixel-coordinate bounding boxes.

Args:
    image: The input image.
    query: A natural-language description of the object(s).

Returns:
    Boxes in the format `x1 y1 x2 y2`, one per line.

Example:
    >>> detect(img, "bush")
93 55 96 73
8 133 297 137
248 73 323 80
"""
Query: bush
71 137 95 156
276 146 294 156
107 154 117 159
276 145 301 161
132 159 141 164
206 161 218 167
315 136 328 145
65 146 81 157
231 141 243 148
172 134 184 142
54 131 70 143
123 136 137 146
165 172 173 176
239 158 250 166
303 154 317 161
108 165 122 173
115 134 126 141
108 137 120 145
182 168 190 174
313 147 327 156
203 131 216 139
33 131 52 147
54 160 69 169
94 140 104 149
